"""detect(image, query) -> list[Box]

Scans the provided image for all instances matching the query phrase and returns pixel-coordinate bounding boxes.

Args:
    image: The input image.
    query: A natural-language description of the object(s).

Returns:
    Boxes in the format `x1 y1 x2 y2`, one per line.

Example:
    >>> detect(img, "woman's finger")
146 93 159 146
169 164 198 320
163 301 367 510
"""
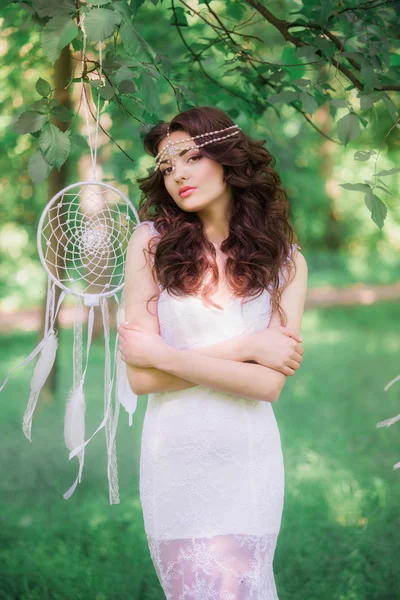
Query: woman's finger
291 350 303 363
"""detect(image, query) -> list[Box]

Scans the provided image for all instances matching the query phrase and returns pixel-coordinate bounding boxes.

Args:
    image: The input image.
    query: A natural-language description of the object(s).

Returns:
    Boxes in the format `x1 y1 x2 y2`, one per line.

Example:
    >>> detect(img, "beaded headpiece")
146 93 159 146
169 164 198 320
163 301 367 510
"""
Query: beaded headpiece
154 124 241 171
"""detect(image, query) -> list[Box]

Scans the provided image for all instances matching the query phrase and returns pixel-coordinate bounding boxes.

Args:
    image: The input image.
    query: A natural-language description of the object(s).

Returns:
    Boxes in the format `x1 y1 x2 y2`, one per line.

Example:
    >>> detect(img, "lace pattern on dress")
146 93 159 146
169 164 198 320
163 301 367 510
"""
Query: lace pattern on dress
135 219 294 599
148 533 279 600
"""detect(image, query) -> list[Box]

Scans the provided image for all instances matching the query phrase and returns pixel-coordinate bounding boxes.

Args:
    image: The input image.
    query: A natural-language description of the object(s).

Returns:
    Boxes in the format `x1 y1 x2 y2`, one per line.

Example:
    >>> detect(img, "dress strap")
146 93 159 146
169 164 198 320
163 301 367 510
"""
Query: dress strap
133 220 160 238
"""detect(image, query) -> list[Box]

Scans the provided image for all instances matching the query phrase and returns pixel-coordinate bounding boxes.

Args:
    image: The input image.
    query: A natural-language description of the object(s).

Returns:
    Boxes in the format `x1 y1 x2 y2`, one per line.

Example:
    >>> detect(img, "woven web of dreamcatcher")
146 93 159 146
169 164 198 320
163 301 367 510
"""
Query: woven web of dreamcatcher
38 183 134 297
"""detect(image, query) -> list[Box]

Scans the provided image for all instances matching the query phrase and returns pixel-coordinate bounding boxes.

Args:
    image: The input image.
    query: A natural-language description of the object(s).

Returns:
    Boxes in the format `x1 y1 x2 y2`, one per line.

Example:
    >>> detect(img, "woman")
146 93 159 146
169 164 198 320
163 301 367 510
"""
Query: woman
118 106 308 599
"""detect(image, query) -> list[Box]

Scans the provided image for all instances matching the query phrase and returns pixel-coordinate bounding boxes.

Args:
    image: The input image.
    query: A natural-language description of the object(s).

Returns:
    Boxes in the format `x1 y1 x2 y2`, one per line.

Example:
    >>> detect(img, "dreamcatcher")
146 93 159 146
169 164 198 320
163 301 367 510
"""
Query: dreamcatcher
0 18 142 504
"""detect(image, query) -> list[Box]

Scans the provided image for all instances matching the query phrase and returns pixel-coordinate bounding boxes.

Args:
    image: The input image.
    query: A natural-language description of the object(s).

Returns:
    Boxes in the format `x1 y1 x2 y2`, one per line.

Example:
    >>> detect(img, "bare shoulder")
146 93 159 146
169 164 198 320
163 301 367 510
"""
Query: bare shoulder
269 246 308 330
287 245 308 286
124 222 160 333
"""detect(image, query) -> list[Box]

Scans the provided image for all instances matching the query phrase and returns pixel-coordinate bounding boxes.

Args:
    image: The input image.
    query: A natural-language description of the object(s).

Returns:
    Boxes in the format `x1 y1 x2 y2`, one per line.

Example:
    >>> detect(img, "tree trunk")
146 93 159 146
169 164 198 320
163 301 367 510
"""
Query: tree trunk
40 47 72 401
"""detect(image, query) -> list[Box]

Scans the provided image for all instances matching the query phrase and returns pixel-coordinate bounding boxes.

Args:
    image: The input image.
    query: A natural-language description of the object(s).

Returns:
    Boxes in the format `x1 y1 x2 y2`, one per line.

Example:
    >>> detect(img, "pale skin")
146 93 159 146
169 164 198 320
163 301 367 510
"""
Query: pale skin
118 130 308 402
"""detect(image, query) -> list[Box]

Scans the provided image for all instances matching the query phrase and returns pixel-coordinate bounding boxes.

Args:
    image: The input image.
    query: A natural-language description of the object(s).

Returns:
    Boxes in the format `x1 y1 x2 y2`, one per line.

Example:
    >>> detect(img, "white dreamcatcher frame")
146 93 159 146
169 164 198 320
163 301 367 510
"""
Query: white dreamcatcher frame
0 15 144 504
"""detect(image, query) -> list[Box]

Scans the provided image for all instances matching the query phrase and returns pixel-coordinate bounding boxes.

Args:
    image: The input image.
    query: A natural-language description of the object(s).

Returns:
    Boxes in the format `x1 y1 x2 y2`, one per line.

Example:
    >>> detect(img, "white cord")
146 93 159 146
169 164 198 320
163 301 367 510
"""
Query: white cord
80 15 102 181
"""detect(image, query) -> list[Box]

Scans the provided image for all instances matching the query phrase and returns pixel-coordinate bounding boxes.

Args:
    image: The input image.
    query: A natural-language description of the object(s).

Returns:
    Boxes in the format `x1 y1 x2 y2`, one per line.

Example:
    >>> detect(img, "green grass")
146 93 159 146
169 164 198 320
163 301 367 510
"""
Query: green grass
0 300 400 599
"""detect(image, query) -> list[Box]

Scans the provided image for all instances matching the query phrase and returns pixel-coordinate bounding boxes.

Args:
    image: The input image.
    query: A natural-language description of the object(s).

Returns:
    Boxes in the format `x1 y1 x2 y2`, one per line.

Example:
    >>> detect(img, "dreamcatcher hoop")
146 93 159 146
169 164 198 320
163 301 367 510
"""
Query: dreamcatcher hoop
37 180 138 299
0 18 146 504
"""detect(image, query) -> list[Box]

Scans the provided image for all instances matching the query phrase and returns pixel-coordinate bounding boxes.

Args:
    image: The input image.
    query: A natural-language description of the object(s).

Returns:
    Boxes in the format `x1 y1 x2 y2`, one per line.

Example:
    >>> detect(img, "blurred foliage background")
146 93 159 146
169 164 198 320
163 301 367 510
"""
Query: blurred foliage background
0 0 400 599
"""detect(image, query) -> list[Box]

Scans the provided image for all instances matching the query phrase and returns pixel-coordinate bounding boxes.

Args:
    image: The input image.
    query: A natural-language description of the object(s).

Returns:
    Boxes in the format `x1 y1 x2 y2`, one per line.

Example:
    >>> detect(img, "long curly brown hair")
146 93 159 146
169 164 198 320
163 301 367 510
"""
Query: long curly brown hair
136 106 299 325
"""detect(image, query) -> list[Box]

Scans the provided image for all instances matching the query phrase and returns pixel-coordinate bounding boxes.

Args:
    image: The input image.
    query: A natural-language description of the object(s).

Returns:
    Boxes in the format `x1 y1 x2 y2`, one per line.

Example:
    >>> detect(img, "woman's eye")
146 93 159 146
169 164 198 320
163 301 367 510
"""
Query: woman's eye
162 154 201 176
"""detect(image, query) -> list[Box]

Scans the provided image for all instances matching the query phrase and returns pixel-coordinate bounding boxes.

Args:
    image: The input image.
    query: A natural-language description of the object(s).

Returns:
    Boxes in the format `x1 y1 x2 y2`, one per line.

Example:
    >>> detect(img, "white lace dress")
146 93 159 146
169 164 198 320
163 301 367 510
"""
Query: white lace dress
137 221 290 600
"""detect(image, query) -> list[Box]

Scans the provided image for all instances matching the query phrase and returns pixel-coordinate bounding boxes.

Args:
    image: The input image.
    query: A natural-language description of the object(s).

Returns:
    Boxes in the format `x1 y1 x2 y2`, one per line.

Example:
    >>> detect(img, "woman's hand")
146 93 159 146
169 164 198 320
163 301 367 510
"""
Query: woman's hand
247 326 304 376
117 322 168 368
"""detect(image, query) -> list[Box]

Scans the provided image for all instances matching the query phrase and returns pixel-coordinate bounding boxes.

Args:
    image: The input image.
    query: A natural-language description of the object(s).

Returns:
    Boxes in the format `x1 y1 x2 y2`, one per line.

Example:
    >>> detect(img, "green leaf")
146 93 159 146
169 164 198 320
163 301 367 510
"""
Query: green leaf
84 8 122 42
336 112 361 146
32 0 76 18
71 38 83 52
51 105 73 122
296 45 319 58
170 6 188 26
375 185 393 196
364 189 387 229
140 72 158 116
13 110 49 134
354 151 371 162
120 21 156 60
98 85 115 100
360 64 378 95
32 98 49 112
375 167 400 177
319 0 332 26
41 15 78 64
113 0 133 19
130 0 147 17
70 134 89 151
115 66 137 84
339 183 371 193
39 123 71 170
330 99 348 108
118 79 137 94
36 77 52 97
359 94 374 111
292 78 311 88
314 36 335 59
267 91 298 104
28 150 52 184
382 93 398 122
299 91 318 115
88 0 112 4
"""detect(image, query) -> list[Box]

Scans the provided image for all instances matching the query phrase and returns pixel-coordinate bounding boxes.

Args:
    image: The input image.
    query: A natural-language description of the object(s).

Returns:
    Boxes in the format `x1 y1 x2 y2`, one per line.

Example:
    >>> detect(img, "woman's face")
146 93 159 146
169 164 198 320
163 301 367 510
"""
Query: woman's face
157 130 231 213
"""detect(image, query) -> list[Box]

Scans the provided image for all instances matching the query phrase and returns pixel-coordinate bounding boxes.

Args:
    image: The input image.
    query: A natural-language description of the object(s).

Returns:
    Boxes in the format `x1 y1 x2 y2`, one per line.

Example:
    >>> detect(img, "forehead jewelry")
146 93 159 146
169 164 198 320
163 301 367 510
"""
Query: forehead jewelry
154 124 241 171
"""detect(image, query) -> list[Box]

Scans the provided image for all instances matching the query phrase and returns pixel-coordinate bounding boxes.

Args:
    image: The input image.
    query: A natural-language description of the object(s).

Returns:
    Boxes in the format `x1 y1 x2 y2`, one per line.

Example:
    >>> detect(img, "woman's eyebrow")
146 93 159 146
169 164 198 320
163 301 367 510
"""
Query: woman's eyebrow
159 147 197 166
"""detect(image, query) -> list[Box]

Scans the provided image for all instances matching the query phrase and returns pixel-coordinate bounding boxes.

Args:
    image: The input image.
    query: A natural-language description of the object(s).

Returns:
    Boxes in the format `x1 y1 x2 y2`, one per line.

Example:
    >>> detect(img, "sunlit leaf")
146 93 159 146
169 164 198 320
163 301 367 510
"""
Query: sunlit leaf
31 0 76 18
41 15 78 64
360 64 378 95
375 167 400 176
28 150 52 184
364 189 387 229
354 151 371 162
120 21 156 60
36 78 51 98
39 123 71 170
336 112 361 146
98 85 115 100
13 110 48 134
70 134 89 151
339 183 371 192
84 8 122 42
300 91 318 115
267 91 298 104
382 93 398 122
51 106 73 122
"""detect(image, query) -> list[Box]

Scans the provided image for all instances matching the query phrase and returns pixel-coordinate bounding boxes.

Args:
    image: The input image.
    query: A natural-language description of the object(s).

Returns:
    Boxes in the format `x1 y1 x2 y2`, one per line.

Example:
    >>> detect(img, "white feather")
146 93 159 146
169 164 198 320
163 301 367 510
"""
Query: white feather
64 382 86 460
376 413 400 428
22 330 59 441
117 352 137 426
31 330 58 392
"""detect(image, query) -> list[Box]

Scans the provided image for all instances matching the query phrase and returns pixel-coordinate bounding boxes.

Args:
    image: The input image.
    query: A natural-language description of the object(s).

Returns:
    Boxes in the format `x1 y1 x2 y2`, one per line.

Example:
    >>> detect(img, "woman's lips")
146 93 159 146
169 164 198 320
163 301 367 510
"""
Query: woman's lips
180 188 196 198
